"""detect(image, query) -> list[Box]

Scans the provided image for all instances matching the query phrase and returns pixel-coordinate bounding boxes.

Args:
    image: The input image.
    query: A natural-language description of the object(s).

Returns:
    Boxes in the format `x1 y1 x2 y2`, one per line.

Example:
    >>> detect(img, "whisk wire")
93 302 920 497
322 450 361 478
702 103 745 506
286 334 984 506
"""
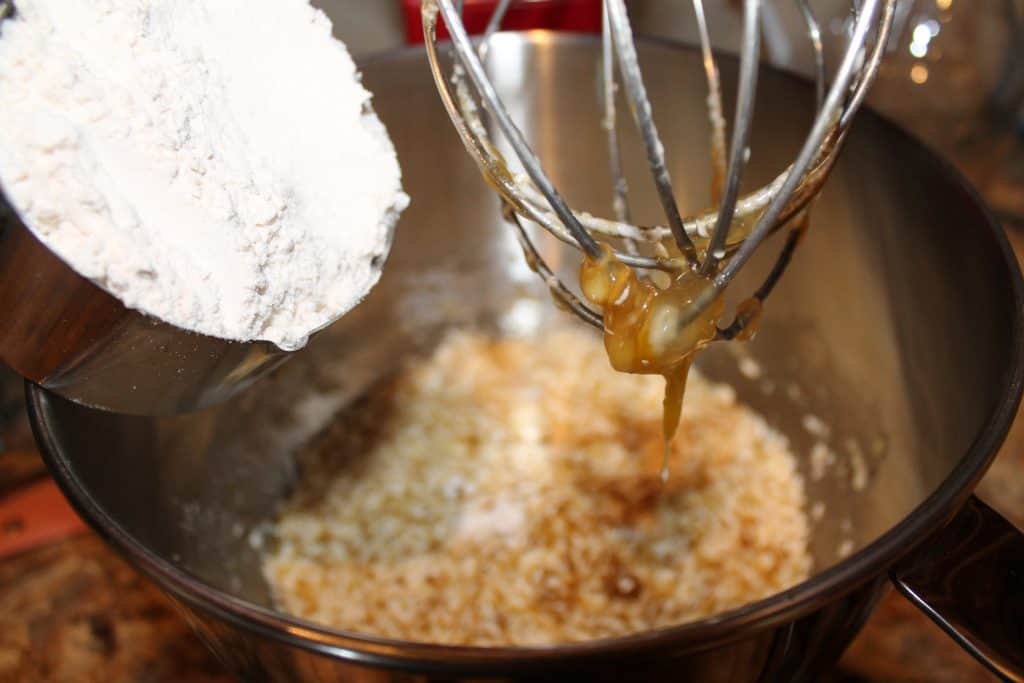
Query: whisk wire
434 0 604 259
478 0 513 61
710 0 831 340
692 0 728 207
605 0 699 264
507 210 605 327
601 1 632 229
701 0 761 276
796 0 827 110
716 0 885 291
425 0 675 271
840 0 896 130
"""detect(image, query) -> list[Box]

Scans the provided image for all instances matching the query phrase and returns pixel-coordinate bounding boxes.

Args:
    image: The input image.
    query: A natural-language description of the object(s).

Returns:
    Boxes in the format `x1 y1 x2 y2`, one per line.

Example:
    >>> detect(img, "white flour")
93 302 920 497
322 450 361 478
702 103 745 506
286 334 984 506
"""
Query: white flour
0 0 409 350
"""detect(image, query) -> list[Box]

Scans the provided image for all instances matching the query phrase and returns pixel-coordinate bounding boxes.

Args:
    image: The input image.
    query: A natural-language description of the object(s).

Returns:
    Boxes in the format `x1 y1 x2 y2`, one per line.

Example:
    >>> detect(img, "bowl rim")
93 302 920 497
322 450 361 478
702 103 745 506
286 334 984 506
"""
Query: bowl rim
25 31 1024 675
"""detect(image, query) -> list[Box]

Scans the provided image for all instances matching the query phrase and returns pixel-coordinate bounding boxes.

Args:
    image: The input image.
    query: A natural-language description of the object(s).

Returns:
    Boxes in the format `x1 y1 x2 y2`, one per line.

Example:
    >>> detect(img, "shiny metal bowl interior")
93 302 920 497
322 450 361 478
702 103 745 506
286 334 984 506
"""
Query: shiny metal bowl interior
25 34 1024 679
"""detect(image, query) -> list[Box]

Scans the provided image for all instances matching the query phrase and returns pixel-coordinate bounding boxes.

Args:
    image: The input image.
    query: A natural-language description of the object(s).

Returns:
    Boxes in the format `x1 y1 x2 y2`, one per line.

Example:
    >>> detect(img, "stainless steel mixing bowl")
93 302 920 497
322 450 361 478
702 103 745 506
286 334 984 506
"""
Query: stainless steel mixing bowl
24 35 1024 681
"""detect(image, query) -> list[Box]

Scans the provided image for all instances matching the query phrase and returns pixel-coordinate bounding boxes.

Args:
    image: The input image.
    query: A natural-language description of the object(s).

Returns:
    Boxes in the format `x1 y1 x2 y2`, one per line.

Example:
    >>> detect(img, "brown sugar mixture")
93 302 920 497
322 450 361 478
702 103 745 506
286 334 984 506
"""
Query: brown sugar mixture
579 245 723 460
263 328 811 646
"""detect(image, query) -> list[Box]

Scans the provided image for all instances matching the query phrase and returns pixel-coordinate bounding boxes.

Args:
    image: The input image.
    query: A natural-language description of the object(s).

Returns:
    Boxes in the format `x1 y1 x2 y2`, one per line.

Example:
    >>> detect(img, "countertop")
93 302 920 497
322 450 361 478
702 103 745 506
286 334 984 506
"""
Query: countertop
2 236 1023 682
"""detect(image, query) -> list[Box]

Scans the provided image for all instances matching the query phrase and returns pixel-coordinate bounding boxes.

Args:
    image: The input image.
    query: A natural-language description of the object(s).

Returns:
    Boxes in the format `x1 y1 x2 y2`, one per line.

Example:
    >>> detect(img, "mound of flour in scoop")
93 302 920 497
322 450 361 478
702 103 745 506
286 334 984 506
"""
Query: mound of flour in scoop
0 0 409 350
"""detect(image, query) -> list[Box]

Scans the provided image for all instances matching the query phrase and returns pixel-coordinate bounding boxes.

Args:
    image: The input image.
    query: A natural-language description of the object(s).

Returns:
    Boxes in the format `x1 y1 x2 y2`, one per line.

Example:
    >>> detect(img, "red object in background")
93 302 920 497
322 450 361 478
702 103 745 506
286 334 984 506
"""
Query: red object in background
402 0 602 44
0 472 87 560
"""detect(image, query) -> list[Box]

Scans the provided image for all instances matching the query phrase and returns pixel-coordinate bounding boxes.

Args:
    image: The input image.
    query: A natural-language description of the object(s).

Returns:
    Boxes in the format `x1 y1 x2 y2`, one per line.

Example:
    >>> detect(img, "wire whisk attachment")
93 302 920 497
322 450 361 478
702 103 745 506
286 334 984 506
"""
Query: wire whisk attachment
422 0 895 338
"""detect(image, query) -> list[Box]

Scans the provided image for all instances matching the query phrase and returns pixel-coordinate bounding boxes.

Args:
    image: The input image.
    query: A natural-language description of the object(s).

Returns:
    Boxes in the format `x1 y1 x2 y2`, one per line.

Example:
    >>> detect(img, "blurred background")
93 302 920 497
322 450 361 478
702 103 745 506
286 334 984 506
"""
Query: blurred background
327 0 1024 228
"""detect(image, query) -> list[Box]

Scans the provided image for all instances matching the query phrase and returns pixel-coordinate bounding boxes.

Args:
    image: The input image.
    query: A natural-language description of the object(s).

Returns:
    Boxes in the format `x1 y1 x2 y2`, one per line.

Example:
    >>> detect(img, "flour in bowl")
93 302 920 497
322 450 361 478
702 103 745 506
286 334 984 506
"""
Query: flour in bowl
0 0 409 350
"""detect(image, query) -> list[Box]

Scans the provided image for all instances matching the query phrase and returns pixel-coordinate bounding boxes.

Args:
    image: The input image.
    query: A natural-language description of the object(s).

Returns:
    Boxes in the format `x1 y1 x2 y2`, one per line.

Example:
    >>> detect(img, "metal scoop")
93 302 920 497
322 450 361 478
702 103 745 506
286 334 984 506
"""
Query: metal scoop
0 199 291 415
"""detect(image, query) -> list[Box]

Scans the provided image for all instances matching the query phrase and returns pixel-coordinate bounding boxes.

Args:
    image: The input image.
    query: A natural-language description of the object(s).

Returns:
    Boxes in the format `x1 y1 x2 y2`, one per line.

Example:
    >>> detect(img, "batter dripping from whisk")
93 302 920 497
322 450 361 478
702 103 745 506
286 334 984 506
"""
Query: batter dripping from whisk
580 246 722 480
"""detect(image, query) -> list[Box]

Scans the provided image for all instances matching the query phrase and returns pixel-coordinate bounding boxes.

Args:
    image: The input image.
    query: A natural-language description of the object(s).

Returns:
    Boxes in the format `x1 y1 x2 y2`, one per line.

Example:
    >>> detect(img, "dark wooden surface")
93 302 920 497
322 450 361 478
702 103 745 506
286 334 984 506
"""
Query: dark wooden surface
3 234 1024 682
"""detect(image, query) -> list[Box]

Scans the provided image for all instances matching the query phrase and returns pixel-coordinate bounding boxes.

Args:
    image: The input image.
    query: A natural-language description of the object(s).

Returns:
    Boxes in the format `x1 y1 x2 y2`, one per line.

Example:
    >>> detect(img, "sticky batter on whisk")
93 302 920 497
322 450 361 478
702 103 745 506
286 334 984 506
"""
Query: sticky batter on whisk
580 247 723 480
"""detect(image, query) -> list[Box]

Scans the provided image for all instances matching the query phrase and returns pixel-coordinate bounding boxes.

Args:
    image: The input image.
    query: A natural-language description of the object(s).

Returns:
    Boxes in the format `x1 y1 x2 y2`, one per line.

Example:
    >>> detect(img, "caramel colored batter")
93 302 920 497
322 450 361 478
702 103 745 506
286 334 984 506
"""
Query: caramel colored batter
580 245 723 475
